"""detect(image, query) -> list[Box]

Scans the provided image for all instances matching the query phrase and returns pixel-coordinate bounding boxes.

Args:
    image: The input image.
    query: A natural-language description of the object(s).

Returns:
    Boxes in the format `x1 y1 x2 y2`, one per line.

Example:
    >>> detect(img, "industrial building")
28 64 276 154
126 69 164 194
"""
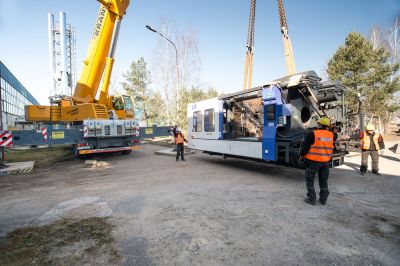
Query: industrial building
0 61 40 130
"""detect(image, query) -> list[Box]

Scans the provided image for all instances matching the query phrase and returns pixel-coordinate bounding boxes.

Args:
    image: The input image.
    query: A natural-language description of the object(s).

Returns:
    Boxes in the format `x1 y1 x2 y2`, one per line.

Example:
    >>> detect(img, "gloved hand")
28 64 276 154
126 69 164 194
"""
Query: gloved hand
380 149 385 155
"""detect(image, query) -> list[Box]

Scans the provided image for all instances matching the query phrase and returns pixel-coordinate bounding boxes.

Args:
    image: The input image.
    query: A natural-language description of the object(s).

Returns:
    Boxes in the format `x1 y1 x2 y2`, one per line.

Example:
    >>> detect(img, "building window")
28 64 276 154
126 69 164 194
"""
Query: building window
193 111 202 132
204 108 215 132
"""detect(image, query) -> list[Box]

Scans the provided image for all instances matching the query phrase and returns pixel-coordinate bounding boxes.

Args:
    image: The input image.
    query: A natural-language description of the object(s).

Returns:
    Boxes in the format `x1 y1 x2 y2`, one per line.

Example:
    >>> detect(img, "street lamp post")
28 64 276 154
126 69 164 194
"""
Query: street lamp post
146 25 180 111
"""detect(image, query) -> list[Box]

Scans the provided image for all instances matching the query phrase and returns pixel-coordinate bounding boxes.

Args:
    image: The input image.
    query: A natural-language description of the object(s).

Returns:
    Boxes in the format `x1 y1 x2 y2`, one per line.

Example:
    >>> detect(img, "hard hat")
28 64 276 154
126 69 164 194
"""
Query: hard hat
318 117 331 126
366 124 375 131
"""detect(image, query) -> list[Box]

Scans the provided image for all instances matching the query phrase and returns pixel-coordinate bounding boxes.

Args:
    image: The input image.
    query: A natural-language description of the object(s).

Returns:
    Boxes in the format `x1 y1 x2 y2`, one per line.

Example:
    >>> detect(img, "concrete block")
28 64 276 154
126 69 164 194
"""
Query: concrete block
96 161 109 168
0 161 35 175
85 160 97 168
85 160 109 168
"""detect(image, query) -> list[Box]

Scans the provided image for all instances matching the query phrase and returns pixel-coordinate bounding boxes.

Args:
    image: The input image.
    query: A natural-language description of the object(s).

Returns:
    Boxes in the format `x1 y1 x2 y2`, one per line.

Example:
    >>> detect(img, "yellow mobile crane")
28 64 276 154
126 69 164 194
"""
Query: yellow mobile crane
26 0 132 122
17 0 142 156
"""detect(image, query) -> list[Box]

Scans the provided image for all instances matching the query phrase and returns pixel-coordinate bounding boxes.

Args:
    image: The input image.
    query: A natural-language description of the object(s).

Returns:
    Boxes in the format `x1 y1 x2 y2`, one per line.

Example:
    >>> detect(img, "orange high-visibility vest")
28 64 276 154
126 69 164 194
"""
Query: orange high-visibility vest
361 132 380 150
175 134 184 144
304 129 334 163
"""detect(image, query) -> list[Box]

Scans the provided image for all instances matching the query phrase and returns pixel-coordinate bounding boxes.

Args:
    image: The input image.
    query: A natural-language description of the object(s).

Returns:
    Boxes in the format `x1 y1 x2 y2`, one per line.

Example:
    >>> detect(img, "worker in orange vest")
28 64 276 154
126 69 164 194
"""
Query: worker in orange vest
299 117 334 205
359 124 385 176
175 129 188 162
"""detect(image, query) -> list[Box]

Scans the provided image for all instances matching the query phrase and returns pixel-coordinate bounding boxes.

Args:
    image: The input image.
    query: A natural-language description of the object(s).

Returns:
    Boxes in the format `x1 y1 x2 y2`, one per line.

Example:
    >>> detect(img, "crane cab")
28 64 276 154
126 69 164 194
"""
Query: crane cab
111 95 134 119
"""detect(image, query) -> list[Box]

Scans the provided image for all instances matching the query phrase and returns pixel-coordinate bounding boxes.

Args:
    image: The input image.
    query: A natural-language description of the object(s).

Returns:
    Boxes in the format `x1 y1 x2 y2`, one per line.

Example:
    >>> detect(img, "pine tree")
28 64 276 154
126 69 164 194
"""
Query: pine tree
121 57 152 126
327 32 400 123
147 91 167 126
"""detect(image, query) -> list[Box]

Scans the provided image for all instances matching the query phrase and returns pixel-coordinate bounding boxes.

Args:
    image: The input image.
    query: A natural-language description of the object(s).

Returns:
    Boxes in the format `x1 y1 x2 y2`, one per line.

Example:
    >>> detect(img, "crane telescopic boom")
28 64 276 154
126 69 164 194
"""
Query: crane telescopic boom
74 0 130 106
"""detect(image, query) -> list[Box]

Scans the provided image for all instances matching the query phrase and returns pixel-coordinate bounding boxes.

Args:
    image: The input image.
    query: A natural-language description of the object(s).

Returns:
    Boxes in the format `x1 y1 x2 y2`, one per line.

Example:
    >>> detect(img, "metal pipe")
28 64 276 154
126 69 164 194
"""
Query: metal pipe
109 20 121 58
48 13 55 96
60 11 68 96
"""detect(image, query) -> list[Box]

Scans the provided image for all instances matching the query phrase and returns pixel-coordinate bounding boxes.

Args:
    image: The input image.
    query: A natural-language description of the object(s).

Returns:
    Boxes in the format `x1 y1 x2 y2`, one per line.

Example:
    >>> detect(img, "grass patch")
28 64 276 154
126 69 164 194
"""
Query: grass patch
0 217 120 266
5 146 74 168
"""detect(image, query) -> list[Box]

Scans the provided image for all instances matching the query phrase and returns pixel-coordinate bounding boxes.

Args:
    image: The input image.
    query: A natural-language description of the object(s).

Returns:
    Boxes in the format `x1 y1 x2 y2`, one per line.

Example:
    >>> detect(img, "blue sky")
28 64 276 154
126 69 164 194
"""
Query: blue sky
0 0 399 104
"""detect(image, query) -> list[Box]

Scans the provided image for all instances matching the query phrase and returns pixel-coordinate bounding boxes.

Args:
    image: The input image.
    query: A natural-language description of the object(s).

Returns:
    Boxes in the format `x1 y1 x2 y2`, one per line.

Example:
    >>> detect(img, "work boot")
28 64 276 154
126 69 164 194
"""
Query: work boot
319 199 327 205
360 165 367 175
182 159 186 161
372 170 380 176
176 159 179 162
304 198 316 205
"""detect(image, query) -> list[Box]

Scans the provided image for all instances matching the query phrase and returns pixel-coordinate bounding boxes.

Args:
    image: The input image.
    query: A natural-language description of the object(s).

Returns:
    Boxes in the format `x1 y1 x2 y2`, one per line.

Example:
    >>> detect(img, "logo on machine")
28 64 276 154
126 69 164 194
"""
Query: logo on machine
92 6 106 39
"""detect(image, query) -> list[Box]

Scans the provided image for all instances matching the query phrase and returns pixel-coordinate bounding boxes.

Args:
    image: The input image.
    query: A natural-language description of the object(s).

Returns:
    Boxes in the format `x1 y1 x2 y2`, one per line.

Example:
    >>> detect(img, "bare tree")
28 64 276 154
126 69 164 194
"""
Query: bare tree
150 19 203 126
384 18 400 121
108 72 122 96
176 26 202 91
384 18 400 80
150 18 177 125
369 26 383 50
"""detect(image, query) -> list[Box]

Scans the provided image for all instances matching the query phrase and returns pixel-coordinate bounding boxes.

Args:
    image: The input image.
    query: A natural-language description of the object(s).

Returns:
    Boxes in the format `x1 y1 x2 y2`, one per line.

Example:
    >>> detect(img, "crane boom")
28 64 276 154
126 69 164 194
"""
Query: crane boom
74 0 130 104
243 0 256 91
277 0 296 75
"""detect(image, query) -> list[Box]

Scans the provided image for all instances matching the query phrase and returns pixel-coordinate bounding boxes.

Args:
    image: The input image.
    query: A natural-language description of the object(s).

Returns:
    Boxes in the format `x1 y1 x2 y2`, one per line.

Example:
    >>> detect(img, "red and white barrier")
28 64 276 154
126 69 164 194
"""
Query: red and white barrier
83 126 89 138
0 131 12 147
41 127 48 142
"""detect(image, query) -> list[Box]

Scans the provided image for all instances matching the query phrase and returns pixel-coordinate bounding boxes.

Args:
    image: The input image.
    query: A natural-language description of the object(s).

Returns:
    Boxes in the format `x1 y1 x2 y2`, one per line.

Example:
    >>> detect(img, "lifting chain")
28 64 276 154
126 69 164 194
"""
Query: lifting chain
277 0 288 32
246 0 256 52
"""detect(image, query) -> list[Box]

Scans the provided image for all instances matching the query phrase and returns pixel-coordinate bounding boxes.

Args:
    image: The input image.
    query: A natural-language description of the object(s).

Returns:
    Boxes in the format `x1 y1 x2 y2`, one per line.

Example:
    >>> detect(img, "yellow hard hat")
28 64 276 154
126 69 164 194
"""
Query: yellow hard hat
366 124 375 131
318 117 331 126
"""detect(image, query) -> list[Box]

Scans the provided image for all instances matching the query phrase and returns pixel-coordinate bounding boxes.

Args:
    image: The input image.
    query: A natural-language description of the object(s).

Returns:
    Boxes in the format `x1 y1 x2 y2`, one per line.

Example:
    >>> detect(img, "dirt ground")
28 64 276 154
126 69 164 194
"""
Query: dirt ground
0 142 399 265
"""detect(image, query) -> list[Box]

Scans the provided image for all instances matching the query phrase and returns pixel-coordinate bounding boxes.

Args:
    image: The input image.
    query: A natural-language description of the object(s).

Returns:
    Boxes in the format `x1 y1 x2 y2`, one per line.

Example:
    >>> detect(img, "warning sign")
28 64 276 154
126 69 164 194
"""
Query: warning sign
145 128 153 135
52 131 65 139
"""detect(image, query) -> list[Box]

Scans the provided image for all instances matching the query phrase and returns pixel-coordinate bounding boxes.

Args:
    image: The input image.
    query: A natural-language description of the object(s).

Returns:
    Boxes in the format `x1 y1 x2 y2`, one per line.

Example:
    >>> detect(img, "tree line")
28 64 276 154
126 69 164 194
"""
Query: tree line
121 56 218 130
120 21 218 130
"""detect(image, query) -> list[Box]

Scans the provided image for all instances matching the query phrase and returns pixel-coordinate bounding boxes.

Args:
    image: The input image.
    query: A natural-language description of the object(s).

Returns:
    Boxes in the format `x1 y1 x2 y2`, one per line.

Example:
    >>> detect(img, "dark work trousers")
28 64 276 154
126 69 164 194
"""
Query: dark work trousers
176 143 184 160
360 150 379 173
305 160 330 202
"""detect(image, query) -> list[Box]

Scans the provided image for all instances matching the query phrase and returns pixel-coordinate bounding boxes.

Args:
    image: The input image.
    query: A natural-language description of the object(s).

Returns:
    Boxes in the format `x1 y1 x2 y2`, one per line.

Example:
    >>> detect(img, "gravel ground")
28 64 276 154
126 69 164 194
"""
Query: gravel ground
0 143 399 265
